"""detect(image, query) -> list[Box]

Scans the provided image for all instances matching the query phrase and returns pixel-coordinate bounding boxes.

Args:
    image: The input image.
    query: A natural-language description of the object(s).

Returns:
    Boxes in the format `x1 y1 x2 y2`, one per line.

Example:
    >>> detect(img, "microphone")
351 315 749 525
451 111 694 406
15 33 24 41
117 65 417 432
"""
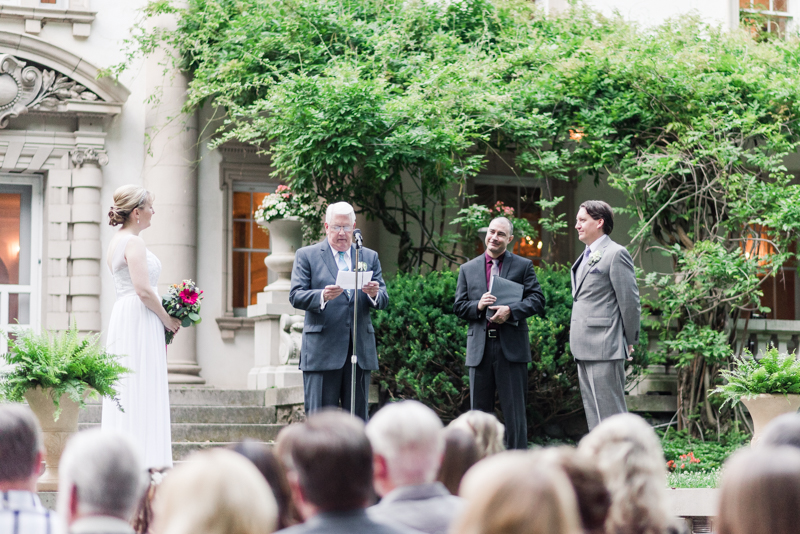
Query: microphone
353 228 363 249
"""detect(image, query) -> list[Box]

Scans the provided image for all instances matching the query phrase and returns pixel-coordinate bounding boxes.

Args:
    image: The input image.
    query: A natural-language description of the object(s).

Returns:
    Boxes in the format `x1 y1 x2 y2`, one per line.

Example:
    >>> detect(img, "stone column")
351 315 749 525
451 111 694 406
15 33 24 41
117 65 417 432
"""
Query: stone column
143 5 204 384
69 148 106 333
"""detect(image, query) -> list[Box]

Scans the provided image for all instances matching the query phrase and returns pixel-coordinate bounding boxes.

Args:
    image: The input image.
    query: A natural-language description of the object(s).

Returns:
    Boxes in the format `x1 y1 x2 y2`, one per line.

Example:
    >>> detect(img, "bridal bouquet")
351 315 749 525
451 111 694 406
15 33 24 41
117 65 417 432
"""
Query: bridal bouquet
162 280 203 345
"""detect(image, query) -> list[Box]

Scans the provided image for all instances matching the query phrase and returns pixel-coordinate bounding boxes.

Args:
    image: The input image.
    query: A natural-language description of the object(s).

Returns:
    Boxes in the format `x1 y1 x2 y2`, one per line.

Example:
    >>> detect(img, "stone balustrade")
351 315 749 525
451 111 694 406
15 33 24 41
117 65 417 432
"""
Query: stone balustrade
735 318 800 356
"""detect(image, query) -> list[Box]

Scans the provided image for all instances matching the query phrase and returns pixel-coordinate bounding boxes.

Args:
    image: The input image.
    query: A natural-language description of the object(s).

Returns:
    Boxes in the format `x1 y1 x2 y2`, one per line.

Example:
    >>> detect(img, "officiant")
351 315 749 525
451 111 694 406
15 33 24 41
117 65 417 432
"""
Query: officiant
289 202 388 421
453 217 545 449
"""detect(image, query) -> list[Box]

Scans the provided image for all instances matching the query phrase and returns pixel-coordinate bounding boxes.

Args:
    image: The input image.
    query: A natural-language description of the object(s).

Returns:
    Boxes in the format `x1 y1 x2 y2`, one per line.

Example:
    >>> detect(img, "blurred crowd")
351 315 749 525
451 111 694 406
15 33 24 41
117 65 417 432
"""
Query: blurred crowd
2 401 800 534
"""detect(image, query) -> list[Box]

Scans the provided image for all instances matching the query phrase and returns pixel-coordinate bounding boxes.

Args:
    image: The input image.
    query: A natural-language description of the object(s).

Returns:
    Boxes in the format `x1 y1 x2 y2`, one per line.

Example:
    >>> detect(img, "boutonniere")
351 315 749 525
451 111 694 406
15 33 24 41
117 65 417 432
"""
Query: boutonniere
357 261 368 272
588 250 603 266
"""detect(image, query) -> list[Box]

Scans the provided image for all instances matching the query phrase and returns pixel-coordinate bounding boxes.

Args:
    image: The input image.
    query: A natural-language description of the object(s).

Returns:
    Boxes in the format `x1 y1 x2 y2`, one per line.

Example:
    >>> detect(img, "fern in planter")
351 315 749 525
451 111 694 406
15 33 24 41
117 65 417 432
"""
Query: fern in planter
0 324 130 418
712 347 800 409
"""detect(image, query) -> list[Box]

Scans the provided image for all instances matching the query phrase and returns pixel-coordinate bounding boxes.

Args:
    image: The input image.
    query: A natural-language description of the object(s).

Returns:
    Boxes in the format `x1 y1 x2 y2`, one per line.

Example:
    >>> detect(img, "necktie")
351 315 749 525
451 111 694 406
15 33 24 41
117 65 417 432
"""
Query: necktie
338 251 352 299
490 259 499 291
580 248 591 279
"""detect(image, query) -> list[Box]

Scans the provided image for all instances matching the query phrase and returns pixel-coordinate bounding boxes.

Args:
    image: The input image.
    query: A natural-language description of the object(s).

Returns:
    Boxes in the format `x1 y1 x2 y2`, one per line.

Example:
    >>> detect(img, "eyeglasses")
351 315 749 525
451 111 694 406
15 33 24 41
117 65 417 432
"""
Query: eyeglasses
330 225 353 233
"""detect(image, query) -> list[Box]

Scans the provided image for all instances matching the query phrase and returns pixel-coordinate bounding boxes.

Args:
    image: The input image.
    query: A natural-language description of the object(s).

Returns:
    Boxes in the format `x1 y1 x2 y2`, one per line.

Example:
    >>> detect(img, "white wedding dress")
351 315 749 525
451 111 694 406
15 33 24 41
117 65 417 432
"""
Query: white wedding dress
101 234 173 468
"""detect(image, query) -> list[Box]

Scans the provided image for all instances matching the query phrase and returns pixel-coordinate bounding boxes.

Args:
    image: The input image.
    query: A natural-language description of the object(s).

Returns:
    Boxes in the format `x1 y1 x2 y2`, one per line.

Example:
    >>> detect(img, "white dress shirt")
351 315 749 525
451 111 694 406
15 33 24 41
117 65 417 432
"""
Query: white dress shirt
320 247 377 309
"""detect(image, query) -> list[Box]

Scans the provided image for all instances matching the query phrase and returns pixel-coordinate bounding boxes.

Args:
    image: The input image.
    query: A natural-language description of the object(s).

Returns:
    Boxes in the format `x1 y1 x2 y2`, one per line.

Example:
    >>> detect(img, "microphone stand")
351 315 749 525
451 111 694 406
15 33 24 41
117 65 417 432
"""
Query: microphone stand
351 229 363 417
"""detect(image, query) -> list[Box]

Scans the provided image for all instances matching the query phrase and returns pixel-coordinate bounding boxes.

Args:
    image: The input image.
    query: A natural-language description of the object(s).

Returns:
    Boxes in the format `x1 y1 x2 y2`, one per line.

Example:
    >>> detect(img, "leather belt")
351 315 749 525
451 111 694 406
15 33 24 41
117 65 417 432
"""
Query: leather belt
487 329 499 339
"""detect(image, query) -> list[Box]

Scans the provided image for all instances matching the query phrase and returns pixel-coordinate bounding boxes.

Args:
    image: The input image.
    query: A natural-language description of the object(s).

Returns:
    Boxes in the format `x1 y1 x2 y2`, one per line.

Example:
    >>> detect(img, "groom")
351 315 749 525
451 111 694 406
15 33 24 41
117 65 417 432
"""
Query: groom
571 200 640 431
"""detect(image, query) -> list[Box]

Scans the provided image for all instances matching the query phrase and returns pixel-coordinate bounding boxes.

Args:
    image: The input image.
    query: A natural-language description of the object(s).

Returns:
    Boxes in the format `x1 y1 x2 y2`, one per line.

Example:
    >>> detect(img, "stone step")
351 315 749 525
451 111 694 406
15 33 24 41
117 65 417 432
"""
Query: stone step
79 422 285 443
626 394 678 413
85 388 266 407
79 405 277 424
172 441 273 461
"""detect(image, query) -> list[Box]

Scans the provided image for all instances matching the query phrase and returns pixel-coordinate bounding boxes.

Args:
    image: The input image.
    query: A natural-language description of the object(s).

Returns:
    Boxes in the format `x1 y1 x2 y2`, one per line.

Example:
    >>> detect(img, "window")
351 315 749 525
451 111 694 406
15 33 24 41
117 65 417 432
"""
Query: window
232 188 272 315
474 181 543 263
740 0 791 37
0 177 41 355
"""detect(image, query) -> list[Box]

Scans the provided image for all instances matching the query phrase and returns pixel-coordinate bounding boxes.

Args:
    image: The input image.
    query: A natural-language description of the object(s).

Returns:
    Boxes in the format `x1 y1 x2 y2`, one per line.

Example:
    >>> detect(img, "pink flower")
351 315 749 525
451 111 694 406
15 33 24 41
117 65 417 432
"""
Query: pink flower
276 185 290 193
180 288 199 305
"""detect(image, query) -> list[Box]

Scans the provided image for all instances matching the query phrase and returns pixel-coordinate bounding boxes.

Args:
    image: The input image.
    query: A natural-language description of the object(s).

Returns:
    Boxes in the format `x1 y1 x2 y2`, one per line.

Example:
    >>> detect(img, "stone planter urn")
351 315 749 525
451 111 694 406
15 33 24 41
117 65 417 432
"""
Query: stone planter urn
741 393 800 446
23 386 82 491
258 217 304 294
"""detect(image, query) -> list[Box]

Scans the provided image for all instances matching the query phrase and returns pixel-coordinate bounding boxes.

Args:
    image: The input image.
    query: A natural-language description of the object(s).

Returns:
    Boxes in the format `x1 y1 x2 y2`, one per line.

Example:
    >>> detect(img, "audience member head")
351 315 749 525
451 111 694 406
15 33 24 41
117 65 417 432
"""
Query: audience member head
154 449 277 534
275 422 304 472
366 400 444 496
132 468 169 534
578 413 677 534
231 440 301 529
455 457 581 534
58 429 144 525
0 405 42 492
532 447 611 534
717 447 800 534
758 413 800 449
289 410 374 514
448 410 505 459
437 428 480 495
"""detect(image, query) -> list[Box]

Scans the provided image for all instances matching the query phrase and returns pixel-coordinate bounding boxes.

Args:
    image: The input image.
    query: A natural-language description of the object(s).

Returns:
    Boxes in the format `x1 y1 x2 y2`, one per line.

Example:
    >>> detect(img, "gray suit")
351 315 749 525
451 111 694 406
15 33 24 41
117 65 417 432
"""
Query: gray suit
570 237 640 430
281 509 422 534
368 482 463 534
289 240 389 418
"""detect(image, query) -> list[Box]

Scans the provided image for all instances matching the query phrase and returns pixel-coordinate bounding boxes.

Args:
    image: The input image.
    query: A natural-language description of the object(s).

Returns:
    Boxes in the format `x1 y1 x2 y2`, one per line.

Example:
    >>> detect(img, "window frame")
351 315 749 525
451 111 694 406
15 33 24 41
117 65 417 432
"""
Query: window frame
231 185 276 316
0 174 42 355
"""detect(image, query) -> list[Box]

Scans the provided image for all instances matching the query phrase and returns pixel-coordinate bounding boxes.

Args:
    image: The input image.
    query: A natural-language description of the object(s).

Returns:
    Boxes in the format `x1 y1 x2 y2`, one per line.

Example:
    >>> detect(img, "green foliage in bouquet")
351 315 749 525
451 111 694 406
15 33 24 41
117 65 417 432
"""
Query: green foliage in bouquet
0 324 130 419
162 280 203 344
712 347 800 409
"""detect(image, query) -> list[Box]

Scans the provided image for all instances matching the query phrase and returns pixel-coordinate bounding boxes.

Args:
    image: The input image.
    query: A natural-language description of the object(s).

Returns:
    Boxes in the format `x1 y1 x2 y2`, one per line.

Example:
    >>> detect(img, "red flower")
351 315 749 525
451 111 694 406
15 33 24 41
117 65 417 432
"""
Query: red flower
180 288 199 305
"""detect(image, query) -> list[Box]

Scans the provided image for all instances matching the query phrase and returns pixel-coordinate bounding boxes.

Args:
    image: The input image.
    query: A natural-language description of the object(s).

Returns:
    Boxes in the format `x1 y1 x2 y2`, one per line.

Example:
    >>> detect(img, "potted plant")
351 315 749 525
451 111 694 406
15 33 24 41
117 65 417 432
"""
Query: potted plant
712 347 800 445
0 323 129 490
254 185 320 293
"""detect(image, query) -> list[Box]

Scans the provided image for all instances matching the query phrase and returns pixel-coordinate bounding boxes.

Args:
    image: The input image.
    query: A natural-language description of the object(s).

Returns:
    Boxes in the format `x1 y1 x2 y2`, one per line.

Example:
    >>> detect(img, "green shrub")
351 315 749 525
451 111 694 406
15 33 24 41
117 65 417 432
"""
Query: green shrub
0 324 130 418
659 429 748 475
373 270 469 421
373 263 588 437
712 347 800 409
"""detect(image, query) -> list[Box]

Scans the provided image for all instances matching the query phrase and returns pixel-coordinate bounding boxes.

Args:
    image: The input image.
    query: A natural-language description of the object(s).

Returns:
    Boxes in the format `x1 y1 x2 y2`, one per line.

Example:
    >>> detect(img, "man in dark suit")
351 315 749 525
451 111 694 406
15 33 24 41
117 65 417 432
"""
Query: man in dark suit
453 217 546 450
289 202 389 420
571 200 640 430
282 411 421 534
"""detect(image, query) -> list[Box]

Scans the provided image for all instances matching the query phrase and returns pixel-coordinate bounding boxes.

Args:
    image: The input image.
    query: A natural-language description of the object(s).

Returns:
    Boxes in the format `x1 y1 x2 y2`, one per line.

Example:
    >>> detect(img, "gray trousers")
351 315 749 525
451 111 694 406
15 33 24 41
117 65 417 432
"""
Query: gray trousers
577 359 627 431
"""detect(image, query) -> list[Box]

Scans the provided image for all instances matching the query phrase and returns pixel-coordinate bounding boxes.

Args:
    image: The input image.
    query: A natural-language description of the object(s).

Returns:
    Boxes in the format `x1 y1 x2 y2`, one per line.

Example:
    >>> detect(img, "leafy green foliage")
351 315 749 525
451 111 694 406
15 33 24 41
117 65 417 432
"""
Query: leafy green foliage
373 270 469 420
667 469 721 489
660 428 748 475
712 347 800 408
0 324 131 419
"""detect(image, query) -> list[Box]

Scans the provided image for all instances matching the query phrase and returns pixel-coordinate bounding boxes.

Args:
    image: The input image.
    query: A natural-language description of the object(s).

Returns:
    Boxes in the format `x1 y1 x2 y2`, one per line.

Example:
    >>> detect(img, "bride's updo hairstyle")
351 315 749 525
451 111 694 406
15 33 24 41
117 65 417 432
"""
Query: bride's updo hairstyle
108 185 152 227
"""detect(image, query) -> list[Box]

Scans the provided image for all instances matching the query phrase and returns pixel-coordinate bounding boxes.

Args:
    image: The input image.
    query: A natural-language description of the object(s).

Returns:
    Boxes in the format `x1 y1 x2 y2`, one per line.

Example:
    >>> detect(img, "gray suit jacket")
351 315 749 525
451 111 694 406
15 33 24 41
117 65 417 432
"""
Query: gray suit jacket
453 251 545 367
289 240 389 371
570 237 640 361
281 509 422 534
368 482 463 534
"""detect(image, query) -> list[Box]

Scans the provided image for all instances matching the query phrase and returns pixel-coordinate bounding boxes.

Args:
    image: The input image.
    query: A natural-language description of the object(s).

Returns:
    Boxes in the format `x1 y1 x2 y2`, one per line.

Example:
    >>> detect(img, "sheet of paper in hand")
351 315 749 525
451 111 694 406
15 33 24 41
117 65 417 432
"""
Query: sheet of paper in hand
335 270 374 290
488 276 523 326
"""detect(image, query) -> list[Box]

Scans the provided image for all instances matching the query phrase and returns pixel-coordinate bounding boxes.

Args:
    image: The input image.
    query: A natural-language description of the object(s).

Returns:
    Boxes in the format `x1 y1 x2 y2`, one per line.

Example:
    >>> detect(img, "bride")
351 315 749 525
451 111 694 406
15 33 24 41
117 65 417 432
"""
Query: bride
101 184 180 468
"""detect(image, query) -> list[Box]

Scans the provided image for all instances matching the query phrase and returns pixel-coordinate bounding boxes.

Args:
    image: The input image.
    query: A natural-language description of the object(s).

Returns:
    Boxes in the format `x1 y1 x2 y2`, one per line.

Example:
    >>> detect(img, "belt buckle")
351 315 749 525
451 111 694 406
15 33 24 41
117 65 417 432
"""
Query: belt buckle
487 329 498 339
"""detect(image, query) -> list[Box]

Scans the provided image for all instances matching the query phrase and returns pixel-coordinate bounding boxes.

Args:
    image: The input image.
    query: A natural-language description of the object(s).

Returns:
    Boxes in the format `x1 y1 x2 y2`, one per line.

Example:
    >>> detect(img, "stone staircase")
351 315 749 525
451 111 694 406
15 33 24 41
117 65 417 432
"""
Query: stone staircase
79 387 286 461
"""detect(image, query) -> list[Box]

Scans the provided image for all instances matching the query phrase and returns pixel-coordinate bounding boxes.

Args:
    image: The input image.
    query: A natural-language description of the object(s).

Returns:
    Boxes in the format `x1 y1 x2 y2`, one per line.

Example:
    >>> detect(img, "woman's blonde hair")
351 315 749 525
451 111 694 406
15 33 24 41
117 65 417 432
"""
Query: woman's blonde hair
717 447 800 534
578 414 678 534
108 185 151 227
448 410 505 459
454 457 581 534
154 449 277 534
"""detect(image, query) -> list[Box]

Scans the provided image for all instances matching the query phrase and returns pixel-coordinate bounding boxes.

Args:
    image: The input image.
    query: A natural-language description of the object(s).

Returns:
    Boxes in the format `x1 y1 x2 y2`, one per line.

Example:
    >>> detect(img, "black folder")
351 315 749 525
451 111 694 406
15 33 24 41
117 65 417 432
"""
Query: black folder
487 276 523 326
